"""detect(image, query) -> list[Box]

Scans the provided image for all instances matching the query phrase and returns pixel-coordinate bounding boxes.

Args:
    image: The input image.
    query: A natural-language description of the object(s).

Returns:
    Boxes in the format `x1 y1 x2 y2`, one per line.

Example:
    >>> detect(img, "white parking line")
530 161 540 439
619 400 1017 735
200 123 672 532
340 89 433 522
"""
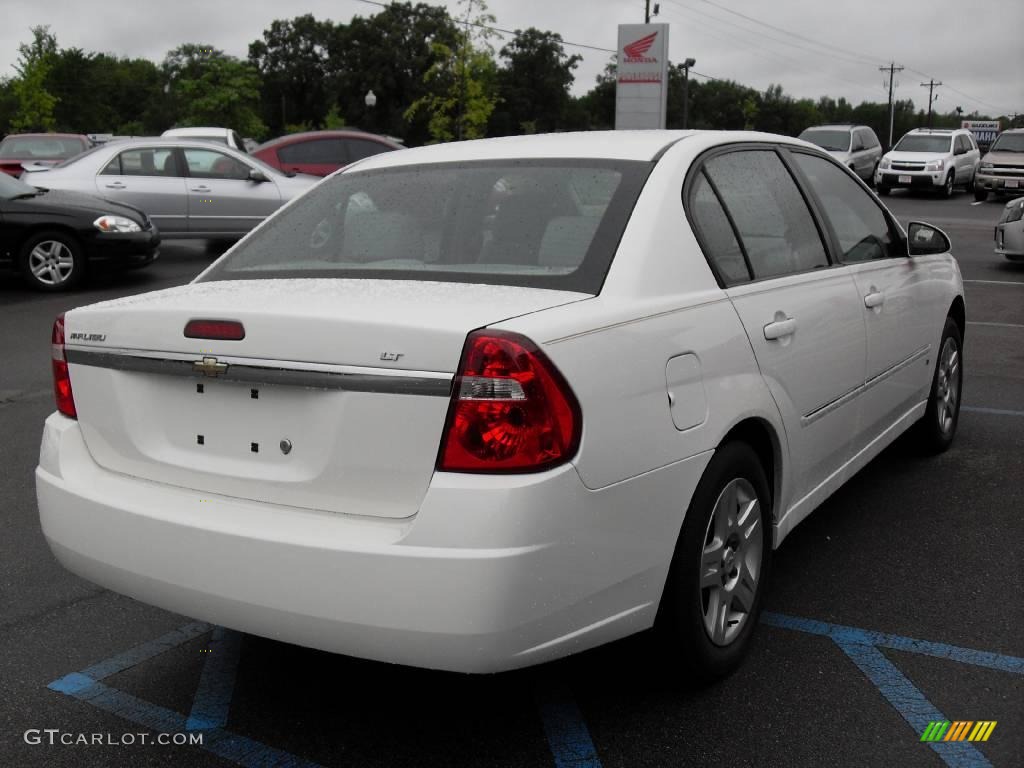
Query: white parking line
970 201 987 206
964 279 1024 286
967 321 1024 329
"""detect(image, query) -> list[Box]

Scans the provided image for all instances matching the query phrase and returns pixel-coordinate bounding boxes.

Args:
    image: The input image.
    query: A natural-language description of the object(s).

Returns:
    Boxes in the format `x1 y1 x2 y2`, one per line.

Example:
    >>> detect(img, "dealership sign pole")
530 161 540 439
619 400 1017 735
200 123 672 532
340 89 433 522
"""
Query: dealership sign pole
615 24 670 130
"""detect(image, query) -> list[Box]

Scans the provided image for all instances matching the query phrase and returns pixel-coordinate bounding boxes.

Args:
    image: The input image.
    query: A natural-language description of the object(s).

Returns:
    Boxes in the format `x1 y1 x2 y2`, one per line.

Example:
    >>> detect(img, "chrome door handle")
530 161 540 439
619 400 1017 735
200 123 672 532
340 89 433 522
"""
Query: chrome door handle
763 317 797 340
104 182 126 189
190 185 211 192
864 291 884 309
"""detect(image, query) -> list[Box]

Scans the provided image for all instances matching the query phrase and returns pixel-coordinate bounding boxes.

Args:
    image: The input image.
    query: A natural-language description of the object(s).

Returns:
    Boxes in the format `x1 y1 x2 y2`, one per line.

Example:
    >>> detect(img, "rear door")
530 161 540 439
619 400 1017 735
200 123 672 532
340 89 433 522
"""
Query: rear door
182 147 282 234
698 147 867 503
791 150 936 446
95 146 188 233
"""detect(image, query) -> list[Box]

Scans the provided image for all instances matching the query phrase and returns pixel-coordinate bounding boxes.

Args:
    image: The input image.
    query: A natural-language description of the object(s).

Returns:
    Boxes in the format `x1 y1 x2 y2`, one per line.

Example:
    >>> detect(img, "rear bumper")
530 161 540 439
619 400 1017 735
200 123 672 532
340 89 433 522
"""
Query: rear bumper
37 413 711 672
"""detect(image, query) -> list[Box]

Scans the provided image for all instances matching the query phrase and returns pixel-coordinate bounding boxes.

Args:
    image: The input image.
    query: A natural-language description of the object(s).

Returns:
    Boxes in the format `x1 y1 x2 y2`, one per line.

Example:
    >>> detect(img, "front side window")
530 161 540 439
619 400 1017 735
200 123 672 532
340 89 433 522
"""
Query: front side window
346 139 395 163
704 149 829 279
793 153 896 263
183 148 250 180
199 160 650 294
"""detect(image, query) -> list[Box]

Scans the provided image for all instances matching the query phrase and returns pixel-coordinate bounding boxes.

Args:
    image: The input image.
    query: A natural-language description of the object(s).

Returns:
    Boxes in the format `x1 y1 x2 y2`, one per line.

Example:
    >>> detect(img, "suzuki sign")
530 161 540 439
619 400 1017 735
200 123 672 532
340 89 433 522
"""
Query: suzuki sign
615 24 670 130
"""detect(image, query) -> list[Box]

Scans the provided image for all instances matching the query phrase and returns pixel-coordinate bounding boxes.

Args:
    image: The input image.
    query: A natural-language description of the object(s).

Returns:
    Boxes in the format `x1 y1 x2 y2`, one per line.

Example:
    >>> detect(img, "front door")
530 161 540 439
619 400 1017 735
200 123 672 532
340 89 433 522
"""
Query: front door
790 151 932 448
181 147 282 235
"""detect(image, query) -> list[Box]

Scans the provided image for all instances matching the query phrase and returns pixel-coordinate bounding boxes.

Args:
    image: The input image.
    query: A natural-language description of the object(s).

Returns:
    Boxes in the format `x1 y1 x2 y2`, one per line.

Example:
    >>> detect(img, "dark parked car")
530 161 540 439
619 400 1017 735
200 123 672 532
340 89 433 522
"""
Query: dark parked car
252 130 402 177
0 133 92 177
0 172 159 291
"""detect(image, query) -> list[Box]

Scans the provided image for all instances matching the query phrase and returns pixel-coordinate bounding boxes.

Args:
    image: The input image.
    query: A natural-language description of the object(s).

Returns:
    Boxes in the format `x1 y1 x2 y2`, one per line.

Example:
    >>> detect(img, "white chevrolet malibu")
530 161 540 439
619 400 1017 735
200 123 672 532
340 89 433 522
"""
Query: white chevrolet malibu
38 131 965 679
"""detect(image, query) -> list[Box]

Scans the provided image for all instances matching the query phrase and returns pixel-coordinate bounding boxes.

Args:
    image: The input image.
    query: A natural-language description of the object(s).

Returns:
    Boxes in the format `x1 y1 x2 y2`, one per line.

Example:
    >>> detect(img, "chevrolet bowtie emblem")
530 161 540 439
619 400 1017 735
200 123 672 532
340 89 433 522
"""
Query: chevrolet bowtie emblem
193 356 229 377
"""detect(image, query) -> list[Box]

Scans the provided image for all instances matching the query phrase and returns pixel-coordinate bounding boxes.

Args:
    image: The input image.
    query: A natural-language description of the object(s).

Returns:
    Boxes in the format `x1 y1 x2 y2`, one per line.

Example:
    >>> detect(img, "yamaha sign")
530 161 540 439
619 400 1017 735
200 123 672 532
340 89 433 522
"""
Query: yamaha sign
615 24 670 130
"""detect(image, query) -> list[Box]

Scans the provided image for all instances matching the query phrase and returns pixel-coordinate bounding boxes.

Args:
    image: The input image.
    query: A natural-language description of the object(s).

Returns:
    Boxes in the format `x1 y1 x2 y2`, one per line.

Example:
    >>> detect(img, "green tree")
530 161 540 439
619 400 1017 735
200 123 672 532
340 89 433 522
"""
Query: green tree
10 26 59 132
163 44 266 138
249 15 335 136
489 28 580 136
405 0 498 142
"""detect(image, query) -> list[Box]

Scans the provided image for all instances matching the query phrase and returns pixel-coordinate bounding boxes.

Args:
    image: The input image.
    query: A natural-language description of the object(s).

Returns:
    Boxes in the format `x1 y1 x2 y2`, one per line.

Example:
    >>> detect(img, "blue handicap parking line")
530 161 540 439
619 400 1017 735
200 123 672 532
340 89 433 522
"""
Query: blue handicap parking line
764 612 1024 768
536 682 602 768
186 626 243 731
48 623 324 768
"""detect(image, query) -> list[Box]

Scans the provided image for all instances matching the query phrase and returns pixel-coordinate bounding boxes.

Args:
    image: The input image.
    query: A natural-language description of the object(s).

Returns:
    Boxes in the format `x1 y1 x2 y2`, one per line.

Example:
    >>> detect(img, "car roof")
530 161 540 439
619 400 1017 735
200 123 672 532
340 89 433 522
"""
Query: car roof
162 127 233 137
346 130 818 171
254 130 401 152
907 128 959 134
803 125 861 131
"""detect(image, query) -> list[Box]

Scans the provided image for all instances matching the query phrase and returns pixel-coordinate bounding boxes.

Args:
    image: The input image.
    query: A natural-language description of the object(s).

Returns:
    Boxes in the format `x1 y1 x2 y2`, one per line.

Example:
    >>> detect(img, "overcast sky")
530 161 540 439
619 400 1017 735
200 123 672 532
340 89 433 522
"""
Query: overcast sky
3 0 1022 118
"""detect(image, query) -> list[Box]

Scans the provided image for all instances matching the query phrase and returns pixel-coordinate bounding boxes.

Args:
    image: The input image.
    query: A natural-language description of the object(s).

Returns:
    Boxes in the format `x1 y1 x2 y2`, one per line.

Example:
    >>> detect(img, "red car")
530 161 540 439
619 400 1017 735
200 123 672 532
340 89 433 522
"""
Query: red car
0 133 91 177
251 130 402 177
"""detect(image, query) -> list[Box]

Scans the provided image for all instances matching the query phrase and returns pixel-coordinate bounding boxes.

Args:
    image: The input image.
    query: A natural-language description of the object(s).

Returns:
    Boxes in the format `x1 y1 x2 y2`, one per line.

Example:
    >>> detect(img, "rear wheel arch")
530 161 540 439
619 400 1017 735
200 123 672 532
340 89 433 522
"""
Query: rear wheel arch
718 418 782 531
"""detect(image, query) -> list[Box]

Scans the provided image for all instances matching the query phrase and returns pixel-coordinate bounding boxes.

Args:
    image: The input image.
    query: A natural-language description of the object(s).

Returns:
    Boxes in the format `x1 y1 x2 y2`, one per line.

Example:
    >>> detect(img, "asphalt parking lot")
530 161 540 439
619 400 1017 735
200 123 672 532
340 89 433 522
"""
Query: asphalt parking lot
1 190 1021 767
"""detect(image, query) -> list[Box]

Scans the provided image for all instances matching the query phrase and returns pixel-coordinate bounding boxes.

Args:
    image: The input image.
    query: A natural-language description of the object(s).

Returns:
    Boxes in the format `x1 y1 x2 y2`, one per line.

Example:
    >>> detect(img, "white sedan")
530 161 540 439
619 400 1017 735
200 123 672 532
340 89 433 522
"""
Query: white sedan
37 131 965 678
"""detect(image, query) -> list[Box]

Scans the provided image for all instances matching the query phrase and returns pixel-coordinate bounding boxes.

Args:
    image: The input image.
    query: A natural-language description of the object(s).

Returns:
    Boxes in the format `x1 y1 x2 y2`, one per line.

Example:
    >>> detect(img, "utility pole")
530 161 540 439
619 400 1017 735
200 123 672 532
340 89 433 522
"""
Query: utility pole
920 79 942 128
681 58 696 129
645 0 650 23
879 62 903 149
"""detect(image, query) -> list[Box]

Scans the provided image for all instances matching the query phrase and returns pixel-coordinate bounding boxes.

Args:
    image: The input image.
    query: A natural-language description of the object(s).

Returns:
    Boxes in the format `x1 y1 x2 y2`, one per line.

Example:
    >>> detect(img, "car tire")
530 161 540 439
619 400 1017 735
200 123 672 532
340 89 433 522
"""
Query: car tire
942 171 955 199
914 316 963 454
655 441 772 683
877 184 890 196
974 187 988 202
18 230 86 291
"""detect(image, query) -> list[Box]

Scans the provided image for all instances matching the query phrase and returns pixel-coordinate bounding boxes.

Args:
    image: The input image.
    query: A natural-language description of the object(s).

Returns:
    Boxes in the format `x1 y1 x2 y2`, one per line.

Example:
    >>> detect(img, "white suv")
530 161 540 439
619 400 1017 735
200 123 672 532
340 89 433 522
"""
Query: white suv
875 128 980 198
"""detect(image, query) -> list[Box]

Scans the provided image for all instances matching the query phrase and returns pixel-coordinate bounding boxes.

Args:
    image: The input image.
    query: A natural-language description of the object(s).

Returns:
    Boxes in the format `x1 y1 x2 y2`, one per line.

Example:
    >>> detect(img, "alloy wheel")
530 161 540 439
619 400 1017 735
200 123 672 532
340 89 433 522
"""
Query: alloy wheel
700 478 764 646
28 240 75 286
936 336 961 435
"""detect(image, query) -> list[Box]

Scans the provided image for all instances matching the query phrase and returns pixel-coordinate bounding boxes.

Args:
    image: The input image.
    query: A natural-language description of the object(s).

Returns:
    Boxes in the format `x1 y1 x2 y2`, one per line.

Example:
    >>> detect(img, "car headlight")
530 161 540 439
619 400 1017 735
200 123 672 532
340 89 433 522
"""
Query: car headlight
1006 203 1024 223
879 158 891 169
93 215 142 233
980 163 994 171
924 160 944 172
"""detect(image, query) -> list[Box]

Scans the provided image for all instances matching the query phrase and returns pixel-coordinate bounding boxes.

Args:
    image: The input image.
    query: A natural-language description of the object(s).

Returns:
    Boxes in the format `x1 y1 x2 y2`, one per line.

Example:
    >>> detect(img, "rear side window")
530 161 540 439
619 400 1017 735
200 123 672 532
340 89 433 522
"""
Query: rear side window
688 172 750 286
704 150 829 279
102 148 178 177
278 139 345 165
793 153 896 262
199 160 652 294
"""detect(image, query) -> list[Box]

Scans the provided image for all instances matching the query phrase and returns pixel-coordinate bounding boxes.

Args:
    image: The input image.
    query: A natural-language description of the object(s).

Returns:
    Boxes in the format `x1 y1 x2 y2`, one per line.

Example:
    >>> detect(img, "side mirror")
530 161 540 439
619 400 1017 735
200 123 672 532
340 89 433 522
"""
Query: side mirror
907 221 951 256
248 168 269 183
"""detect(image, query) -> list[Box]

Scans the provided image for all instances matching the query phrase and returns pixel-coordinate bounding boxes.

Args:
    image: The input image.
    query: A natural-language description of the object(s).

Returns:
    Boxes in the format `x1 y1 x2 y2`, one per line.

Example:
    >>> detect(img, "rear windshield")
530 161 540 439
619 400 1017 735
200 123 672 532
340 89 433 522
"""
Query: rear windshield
0 136 86 159
199 159 652 293
894 135 953 153
798 129 850 152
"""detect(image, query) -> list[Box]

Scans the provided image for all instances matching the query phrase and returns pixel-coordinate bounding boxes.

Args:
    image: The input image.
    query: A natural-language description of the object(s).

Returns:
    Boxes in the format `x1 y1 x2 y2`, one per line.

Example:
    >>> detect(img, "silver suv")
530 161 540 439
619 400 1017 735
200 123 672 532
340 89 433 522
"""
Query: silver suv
875 128 980 198
974 128 1024 202
798 124 882 183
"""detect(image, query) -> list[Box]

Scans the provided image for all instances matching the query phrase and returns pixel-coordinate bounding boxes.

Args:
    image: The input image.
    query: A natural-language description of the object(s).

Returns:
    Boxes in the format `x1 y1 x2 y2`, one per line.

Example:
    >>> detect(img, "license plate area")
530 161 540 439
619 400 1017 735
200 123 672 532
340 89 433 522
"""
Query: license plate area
898 175 912 184
1006 179 1019 189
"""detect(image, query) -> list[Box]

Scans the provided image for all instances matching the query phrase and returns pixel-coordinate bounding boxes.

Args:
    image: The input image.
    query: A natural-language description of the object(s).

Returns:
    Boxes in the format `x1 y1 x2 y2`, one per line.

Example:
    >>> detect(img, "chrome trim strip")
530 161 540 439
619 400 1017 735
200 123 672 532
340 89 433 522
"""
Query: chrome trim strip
801 345 930 426
65 348 453 397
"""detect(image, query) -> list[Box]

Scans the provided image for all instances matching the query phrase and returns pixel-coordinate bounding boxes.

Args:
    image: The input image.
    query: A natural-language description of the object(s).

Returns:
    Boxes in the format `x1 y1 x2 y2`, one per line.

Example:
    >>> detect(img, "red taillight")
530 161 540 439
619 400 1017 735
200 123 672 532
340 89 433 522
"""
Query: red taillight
52 313 77 418
437 330 581 473
184 319 245 341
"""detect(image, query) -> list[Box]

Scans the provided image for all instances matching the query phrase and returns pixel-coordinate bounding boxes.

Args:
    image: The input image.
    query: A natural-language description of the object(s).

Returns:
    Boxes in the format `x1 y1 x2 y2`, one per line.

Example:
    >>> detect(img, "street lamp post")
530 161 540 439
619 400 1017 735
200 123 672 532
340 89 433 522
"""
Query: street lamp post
364 89 377 132
681 58 696 130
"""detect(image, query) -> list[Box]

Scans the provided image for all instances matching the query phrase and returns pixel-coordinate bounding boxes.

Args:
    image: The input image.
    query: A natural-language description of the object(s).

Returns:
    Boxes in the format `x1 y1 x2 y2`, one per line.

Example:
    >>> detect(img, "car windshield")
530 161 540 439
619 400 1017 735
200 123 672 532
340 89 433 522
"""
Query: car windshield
199 159 652 294
799 129 851 152
894 135 953 153
0 171 39 199
0 136 86 159
990 133 1024 152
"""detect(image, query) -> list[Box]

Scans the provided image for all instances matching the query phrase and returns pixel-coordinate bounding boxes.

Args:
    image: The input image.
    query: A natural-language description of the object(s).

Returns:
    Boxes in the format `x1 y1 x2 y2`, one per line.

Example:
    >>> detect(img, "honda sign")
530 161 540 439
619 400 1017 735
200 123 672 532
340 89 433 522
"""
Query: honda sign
615 24 670 130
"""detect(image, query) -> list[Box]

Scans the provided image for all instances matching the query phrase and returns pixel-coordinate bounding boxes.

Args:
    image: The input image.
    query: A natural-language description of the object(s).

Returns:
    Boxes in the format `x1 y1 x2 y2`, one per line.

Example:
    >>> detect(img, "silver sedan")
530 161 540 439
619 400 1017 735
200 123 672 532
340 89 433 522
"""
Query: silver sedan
22 139 318 238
